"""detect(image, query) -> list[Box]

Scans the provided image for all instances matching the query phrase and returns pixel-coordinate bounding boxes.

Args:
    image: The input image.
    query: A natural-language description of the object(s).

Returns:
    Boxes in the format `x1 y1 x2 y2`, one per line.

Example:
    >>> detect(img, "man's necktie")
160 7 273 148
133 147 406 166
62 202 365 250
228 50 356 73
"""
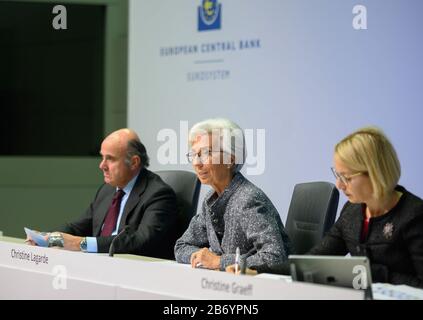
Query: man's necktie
101 189 125 236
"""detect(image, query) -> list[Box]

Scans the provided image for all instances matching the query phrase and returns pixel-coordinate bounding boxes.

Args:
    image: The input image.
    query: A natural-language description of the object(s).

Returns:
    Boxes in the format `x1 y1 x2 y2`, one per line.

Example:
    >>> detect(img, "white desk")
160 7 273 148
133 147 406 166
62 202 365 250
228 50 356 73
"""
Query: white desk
0 237 364 300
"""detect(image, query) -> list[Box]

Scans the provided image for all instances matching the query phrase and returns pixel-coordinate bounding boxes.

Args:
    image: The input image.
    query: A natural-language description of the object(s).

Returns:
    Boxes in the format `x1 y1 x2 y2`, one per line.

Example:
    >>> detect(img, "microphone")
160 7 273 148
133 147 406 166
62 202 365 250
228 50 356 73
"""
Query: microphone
108 225 131 257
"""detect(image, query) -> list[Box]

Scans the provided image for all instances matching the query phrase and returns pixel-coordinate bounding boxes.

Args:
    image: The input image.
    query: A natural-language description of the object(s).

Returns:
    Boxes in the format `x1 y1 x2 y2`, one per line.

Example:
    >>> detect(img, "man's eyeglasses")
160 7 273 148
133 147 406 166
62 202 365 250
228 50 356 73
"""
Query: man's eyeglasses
331 167 365 185
186 149 224 163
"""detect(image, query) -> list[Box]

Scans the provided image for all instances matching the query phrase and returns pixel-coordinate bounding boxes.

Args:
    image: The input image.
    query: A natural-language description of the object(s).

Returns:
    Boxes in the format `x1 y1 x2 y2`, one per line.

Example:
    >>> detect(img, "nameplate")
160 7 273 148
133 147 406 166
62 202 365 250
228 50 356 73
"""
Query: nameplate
10 248 49 266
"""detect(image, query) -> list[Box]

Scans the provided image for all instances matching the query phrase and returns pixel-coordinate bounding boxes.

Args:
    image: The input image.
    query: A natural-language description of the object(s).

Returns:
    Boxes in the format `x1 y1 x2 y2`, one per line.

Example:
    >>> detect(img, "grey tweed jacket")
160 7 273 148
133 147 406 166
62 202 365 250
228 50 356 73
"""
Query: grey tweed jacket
174 173 291 272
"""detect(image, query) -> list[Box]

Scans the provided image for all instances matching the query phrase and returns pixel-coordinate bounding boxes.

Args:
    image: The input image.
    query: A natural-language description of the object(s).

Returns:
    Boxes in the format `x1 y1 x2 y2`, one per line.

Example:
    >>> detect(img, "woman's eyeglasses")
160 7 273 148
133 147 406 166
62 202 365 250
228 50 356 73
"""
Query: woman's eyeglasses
186 149 224 163
331 167 365 184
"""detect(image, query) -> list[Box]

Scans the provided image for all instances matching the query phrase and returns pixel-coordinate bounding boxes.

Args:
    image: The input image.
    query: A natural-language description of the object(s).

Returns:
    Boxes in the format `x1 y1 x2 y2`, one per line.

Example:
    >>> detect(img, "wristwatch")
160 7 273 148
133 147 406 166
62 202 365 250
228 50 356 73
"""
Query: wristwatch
79 237 88 252
48 232 64 248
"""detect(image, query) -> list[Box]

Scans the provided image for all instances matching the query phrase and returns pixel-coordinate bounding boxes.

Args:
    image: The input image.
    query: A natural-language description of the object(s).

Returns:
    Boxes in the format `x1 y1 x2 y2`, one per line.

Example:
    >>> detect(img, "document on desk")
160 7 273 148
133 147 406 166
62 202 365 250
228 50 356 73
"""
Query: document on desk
254 273 292 282
148 260 194 268
24 227 48 247
372 283 423 300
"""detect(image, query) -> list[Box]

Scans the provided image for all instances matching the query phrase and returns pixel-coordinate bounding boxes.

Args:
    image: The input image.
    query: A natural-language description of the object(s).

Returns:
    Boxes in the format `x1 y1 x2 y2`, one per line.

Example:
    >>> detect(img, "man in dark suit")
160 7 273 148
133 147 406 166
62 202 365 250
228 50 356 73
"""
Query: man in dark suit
52 128 177 259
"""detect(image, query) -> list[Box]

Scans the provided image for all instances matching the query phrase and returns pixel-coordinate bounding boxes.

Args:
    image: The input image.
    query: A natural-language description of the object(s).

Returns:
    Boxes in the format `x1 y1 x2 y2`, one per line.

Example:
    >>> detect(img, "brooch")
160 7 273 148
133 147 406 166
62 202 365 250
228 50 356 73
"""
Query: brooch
383 222 394 240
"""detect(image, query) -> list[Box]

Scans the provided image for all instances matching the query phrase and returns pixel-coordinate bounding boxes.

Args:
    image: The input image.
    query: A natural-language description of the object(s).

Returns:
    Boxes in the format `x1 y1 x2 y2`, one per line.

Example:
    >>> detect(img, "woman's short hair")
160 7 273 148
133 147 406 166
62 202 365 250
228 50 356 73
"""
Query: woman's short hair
189 118 246 172
335 126 401 199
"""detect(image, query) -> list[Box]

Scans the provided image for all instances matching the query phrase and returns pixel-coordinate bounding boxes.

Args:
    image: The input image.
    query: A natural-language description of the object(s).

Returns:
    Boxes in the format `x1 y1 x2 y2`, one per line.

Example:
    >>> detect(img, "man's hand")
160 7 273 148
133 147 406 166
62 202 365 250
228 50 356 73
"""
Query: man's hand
25 230 48 246
58 233 83 251
190 248 221 270
25 238 37 246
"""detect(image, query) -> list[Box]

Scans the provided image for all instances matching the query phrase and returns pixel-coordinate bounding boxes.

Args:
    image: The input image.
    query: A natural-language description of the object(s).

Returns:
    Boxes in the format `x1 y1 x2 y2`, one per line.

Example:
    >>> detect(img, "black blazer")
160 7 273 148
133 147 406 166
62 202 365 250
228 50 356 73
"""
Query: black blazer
309 186 423 288
58 168 178 259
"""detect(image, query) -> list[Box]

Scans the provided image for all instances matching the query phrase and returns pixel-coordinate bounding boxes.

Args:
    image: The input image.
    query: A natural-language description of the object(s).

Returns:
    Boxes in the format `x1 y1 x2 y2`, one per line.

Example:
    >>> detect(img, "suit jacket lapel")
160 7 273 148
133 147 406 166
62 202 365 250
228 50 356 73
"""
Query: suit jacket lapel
118 170 148 230
205 210 223 255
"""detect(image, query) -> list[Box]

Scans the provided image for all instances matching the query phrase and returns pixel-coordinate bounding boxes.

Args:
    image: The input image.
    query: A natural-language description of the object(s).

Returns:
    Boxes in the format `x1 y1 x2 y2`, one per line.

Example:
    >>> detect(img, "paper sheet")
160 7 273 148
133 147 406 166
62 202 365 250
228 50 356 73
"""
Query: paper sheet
24 227 49 247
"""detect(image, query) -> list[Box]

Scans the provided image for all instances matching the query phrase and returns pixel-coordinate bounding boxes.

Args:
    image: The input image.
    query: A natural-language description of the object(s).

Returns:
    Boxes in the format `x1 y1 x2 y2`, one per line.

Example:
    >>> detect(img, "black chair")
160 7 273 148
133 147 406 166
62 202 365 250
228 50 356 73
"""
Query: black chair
155 170 201 242
285 181 339 254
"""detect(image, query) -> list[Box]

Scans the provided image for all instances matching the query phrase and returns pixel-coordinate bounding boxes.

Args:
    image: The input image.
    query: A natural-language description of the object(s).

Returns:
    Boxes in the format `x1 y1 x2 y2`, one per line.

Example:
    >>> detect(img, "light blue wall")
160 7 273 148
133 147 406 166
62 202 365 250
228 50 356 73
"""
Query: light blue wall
128 0 423 222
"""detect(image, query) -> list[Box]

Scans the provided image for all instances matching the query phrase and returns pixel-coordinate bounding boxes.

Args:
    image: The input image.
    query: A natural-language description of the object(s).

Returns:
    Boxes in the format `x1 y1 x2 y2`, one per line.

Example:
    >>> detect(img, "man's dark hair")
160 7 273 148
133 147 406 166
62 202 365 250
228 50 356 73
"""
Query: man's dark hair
125 139 150 168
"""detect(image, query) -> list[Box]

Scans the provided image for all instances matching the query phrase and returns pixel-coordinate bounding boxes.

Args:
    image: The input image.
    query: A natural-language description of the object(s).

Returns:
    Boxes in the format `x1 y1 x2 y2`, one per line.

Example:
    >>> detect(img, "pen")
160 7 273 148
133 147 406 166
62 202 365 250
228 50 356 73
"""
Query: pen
235 247 240 274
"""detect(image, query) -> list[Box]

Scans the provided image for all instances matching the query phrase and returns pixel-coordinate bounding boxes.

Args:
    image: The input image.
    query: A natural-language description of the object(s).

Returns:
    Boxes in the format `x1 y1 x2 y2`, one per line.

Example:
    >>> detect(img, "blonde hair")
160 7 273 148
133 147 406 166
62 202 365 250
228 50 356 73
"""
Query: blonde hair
335 127 401 199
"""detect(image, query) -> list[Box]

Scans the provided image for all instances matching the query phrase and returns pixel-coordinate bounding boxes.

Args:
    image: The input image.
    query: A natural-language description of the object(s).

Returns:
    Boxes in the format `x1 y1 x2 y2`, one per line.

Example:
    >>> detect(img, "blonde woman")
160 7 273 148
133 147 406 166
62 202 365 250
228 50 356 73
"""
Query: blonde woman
227 127 423 286
309 127 423 287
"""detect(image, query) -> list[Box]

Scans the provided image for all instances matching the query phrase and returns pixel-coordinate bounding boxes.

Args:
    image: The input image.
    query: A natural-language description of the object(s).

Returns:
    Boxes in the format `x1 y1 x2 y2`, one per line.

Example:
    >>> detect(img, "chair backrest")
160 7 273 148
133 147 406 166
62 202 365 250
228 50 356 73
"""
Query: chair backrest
285 181 339 254
155 170 201 240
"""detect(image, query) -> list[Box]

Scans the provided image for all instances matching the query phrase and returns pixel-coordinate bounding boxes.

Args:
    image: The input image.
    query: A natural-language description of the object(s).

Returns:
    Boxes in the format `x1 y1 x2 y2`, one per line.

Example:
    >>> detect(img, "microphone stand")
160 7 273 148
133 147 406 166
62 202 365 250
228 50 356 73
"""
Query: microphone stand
108 225 131 257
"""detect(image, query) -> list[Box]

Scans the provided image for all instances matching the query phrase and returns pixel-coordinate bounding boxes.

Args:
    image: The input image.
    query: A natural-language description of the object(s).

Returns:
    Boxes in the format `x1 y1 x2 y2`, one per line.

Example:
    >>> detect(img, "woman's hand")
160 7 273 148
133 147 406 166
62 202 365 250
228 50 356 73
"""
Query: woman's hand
190 248 221 270
225 264 258 275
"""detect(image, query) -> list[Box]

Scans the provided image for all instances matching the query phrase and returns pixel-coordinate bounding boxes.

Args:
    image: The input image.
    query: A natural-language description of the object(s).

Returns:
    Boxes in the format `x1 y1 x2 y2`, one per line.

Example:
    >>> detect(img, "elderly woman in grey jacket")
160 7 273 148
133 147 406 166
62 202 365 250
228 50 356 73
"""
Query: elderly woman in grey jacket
174 118 291 273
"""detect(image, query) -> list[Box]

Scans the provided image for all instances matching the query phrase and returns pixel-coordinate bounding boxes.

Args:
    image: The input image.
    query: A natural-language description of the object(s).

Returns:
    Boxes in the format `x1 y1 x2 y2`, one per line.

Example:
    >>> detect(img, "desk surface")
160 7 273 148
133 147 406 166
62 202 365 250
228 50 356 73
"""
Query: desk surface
0 236 366 300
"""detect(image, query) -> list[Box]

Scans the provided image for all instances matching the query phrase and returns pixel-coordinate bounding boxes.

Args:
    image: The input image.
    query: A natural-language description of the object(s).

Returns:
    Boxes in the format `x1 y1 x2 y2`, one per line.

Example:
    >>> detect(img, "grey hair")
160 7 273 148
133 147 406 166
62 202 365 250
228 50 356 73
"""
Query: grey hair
189 118 246 172
125 139 150 168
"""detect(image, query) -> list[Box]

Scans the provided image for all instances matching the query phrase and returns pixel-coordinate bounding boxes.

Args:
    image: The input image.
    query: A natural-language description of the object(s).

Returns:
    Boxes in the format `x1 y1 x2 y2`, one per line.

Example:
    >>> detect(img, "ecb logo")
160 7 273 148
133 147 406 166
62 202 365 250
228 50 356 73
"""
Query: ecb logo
198 0 221 31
